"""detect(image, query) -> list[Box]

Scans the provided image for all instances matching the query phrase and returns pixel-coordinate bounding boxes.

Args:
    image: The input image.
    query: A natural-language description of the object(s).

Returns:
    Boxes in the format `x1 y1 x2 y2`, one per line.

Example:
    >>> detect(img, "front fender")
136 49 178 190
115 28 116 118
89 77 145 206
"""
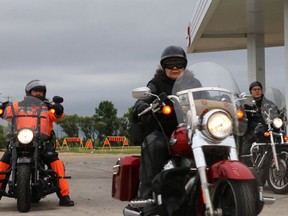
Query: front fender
17 157 33 164
209 160 255 180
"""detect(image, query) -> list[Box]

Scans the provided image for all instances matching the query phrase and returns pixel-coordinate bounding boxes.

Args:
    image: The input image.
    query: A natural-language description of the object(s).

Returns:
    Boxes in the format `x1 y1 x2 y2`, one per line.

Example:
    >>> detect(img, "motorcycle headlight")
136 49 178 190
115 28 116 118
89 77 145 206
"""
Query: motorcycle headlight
272 117 283 129
17 129 34 144
202 110 232 140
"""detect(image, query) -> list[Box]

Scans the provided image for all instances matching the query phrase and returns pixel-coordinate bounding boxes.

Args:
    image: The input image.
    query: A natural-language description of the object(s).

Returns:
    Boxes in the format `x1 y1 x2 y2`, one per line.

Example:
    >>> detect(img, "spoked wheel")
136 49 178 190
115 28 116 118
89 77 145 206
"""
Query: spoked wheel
266 148 288 194
213 179 258 216
17 164 31 213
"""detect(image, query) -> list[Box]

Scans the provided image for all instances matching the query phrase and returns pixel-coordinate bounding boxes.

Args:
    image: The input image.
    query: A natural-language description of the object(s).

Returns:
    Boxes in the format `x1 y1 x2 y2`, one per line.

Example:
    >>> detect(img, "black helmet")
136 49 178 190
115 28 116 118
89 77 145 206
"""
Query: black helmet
25 80 47 99
160 45 187 68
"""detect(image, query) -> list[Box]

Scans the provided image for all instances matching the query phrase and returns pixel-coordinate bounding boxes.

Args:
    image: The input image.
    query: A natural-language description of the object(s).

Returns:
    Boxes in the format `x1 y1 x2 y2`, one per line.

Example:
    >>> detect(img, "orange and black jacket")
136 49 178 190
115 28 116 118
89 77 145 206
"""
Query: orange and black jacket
3 99 63 138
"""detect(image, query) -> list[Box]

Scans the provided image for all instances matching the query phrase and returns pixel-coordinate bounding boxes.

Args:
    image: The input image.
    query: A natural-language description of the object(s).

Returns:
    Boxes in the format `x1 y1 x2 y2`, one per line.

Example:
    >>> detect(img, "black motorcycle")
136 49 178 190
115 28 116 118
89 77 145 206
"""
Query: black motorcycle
0 96 68 212
242 88 288 194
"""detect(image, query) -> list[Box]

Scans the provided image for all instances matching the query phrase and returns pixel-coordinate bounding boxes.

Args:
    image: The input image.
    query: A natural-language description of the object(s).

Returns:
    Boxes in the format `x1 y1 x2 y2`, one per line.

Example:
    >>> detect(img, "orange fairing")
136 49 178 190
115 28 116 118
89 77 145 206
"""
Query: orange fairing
5 102 62 137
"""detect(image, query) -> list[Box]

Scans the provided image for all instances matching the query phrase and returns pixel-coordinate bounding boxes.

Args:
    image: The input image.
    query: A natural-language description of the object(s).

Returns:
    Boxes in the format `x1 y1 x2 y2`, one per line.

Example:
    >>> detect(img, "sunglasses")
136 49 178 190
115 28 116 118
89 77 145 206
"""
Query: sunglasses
163 61 186 69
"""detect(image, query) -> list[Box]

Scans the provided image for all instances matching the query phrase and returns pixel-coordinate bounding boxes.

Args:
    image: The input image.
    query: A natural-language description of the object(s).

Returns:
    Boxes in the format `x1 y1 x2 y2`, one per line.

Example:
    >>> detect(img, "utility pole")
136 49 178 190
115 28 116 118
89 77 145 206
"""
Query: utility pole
3 95 13 102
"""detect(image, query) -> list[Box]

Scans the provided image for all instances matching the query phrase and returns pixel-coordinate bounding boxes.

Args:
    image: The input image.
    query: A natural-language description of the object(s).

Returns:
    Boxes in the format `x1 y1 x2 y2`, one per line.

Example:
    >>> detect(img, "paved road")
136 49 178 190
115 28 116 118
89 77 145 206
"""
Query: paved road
0 152 287 215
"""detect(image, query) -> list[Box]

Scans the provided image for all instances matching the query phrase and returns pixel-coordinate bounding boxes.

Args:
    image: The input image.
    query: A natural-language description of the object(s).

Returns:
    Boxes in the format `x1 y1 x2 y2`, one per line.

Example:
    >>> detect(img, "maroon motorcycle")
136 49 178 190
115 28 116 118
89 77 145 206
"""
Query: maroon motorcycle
112 62 273 216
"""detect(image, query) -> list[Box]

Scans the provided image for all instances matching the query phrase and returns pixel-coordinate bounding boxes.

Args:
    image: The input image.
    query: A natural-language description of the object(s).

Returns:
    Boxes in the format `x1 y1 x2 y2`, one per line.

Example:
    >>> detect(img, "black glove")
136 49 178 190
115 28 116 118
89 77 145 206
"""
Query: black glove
0 101 9 108
136 102 149 114
0 101 9 116
53 103 64 116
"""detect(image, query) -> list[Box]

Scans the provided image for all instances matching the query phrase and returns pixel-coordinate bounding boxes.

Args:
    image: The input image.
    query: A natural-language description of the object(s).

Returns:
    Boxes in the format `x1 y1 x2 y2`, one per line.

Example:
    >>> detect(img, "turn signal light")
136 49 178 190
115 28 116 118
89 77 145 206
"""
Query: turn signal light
237 109 245 119
0 109 3 115
284 136 288 142
50 108 56 114
264 132 270 137
162 105 172 115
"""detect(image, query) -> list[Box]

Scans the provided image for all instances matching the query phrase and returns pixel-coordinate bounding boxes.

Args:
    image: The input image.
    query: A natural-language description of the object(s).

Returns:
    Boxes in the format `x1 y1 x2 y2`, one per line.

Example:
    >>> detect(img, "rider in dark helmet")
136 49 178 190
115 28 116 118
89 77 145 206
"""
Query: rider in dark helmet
160 45 187 70
127 46 202 216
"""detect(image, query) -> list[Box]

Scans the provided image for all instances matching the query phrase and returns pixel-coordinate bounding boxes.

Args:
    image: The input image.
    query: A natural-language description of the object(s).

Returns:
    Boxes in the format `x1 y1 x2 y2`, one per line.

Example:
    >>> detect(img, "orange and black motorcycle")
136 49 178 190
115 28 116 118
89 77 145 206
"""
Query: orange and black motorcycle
0 96 66 212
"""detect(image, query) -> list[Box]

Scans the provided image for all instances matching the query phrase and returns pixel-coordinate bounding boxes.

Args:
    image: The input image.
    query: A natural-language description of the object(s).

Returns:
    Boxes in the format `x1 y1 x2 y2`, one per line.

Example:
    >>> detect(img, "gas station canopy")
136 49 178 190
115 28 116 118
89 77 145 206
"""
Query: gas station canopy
186 0 284 53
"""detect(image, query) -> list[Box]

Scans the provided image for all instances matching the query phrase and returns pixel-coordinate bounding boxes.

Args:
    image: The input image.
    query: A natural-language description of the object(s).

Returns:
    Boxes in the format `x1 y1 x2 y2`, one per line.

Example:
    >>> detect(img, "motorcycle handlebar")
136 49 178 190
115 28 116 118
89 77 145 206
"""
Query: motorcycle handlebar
137 95 179 117
138 105 153 117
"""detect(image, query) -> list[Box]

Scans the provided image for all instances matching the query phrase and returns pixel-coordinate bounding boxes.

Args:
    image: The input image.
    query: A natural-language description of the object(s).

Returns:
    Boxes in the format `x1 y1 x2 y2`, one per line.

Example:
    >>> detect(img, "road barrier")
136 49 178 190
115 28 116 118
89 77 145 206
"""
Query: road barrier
102 136 129 150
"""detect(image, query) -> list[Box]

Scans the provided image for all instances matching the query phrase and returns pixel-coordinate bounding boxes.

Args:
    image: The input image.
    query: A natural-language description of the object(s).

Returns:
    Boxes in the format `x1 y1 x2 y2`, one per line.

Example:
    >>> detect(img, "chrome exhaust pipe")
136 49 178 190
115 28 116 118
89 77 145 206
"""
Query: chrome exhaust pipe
129 199 155 208
262 196 276 205
259 186 275 205
123 208 141 216
123 199 155 216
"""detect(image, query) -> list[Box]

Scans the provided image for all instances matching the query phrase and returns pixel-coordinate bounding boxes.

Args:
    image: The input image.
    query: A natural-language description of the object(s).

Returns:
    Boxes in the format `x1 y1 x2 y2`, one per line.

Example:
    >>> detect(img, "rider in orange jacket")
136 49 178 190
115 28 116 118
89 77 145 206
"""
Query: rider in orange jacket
0 80 74 206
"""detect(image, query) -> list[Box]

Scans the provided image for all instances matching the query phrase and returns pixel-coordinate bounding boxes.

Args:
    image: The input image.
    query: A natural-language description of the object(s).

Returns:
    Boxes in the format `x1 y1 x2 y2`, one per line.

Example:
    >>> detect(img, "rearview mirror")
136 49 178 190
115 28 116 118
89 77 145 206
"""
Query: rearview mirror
53 96 64 103
239 92 254 106
132 87 151 99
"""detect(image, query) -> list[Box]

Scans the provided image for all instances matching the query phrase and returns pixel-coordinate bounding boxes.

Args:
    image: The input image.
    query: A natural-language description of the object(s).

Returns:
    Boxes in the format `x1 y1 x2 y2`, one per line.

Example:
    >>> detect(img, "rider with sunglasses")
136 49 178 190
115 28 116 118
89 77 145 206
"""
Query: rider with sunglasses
128 45 202 216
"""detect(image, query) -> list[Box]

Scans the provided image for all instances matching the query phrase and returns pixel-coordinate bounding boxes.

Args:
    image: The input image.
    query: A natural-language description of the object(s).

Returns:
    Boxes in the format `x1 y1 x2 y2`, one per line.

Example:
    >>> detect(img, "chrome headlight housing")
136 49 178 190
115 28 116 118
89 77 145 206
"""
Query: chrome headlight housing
17 129 34 144
272 117 283 129
201 109 232 141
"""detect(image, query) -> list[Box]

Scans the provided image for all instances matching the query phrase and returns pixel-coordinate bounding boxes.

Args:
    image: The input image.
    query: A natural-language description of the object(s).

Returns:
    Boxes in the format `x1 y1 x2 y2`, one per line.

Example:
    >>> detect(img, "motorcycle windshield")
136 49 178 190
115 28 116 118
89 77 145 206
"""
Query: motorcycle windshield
172 61 247 135
264 88 285 109
173 61 240 95
261 87 286 121
2 96 51 137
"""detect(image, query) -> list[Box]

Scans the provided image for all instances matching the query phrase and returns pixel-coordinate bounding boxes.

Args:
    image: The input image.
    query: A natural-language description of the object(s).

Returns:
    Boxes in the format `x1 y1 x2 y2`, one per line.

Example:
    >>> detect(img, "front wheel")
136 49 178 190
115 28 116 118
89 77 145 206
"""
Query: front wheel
266 147 288 194
213 179 259 216
17 164 31 213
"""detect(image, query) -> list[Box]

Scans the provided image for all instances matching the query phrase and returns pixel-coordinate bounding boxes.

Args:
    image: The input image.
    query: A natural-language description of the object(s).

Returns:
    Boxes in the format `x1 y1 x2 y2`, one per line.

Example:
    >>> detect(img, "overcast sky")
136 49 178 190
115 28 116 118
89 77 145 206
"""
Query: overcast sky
0 0 285 117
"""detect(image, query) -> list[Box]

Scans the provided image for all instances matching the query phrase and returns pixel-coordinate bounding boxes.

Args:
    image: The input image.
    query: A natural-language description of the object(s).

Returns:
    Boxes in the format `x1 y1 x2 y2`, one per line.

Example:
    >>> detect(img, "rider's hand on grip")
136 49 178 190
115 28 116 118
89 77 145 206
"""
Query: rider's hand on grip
0 101 9 116
158 92 168 102
137 102 150 114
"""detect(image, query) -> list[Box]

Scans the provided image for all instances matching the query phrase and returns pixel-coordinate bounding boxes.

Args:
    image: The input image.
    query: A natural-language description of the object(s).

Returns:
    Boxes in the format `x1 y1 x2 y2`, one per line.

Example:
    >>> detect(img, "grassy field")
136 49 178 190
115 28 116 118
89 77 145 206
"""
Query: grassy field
56 146 141 155
0 146 141 155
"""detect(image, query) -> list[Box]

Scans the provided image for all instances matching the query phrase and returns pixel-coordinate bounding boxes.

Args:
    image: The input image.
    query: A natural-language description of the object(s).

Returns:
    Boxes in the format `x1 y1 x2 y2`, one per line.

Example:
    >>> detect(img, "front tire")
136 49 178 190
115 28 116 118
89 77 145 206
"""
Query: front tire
17 164 31 213
266 147 288 194
213 179 258 216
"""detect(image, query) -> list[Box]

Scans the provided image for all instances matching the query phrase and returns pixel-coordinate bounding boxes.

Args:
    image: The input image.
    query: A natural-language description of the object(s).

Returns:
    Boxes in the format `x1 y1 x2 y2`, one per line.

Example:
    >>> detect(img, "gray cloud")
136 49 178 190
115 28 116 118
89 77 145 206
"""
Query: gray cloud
0 0 285 117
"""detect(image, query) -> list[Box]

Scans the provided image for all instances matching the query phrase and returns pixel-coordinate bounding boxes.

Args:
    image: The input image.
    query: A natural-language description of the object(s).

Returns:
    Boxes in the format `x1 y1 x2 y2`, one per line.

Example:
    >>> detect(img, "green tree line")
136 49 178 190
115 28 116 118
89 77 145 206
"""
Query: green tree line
0 100 135 149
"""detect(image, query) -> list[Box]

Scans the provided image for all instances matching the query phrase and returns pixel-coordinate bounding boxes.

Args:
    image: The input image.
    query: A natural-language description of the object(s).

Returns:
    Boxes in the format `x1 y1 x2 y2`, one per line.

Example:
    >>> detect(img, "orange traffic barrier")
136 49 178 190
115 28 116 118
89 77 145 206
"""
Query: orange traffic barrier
122 138 129 149
85 139 94 150
102 136 129 150
108 136 125 142
102 137 112 150
65 137 83 148
55 139 62 150
62 138 69 150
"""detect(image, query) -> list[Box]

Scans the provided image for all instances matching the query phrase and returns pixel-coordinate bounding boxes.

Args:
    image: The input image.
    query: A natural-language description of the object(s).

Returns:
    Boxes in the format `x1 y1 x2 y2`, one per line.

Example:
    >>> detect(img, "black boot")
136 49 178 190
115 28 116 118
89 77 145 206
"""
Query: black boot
59 195 75 206
0 188 3 199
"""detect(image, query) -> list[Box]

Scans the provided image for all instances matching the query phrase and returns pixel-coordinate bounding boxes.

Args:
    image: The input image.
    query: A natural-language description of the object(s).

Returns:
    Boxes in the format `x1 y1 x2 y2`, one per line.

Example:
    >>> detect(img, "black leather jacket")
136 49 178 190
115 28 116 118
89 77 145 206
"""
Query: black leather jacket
244 94 277 131
133 69 202 138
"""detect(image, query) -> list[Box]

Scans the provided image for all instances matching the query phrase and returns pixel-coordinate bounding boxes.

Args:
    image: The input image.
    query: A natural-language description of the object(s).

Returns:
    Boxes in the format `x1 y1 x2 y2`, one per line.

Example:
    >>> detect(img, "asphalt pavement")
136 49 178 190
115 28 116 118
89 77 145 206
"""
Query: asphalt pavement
0 152 287 215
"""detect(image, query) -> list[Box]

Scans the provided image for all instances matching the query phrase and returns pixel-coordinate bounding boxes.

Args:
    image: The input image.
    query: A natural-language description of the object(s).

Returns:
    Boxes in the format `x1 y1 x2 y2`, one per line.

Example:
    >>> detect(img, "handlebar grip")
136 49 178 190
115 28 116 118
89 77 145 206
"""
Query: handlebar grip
138 105 152 117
